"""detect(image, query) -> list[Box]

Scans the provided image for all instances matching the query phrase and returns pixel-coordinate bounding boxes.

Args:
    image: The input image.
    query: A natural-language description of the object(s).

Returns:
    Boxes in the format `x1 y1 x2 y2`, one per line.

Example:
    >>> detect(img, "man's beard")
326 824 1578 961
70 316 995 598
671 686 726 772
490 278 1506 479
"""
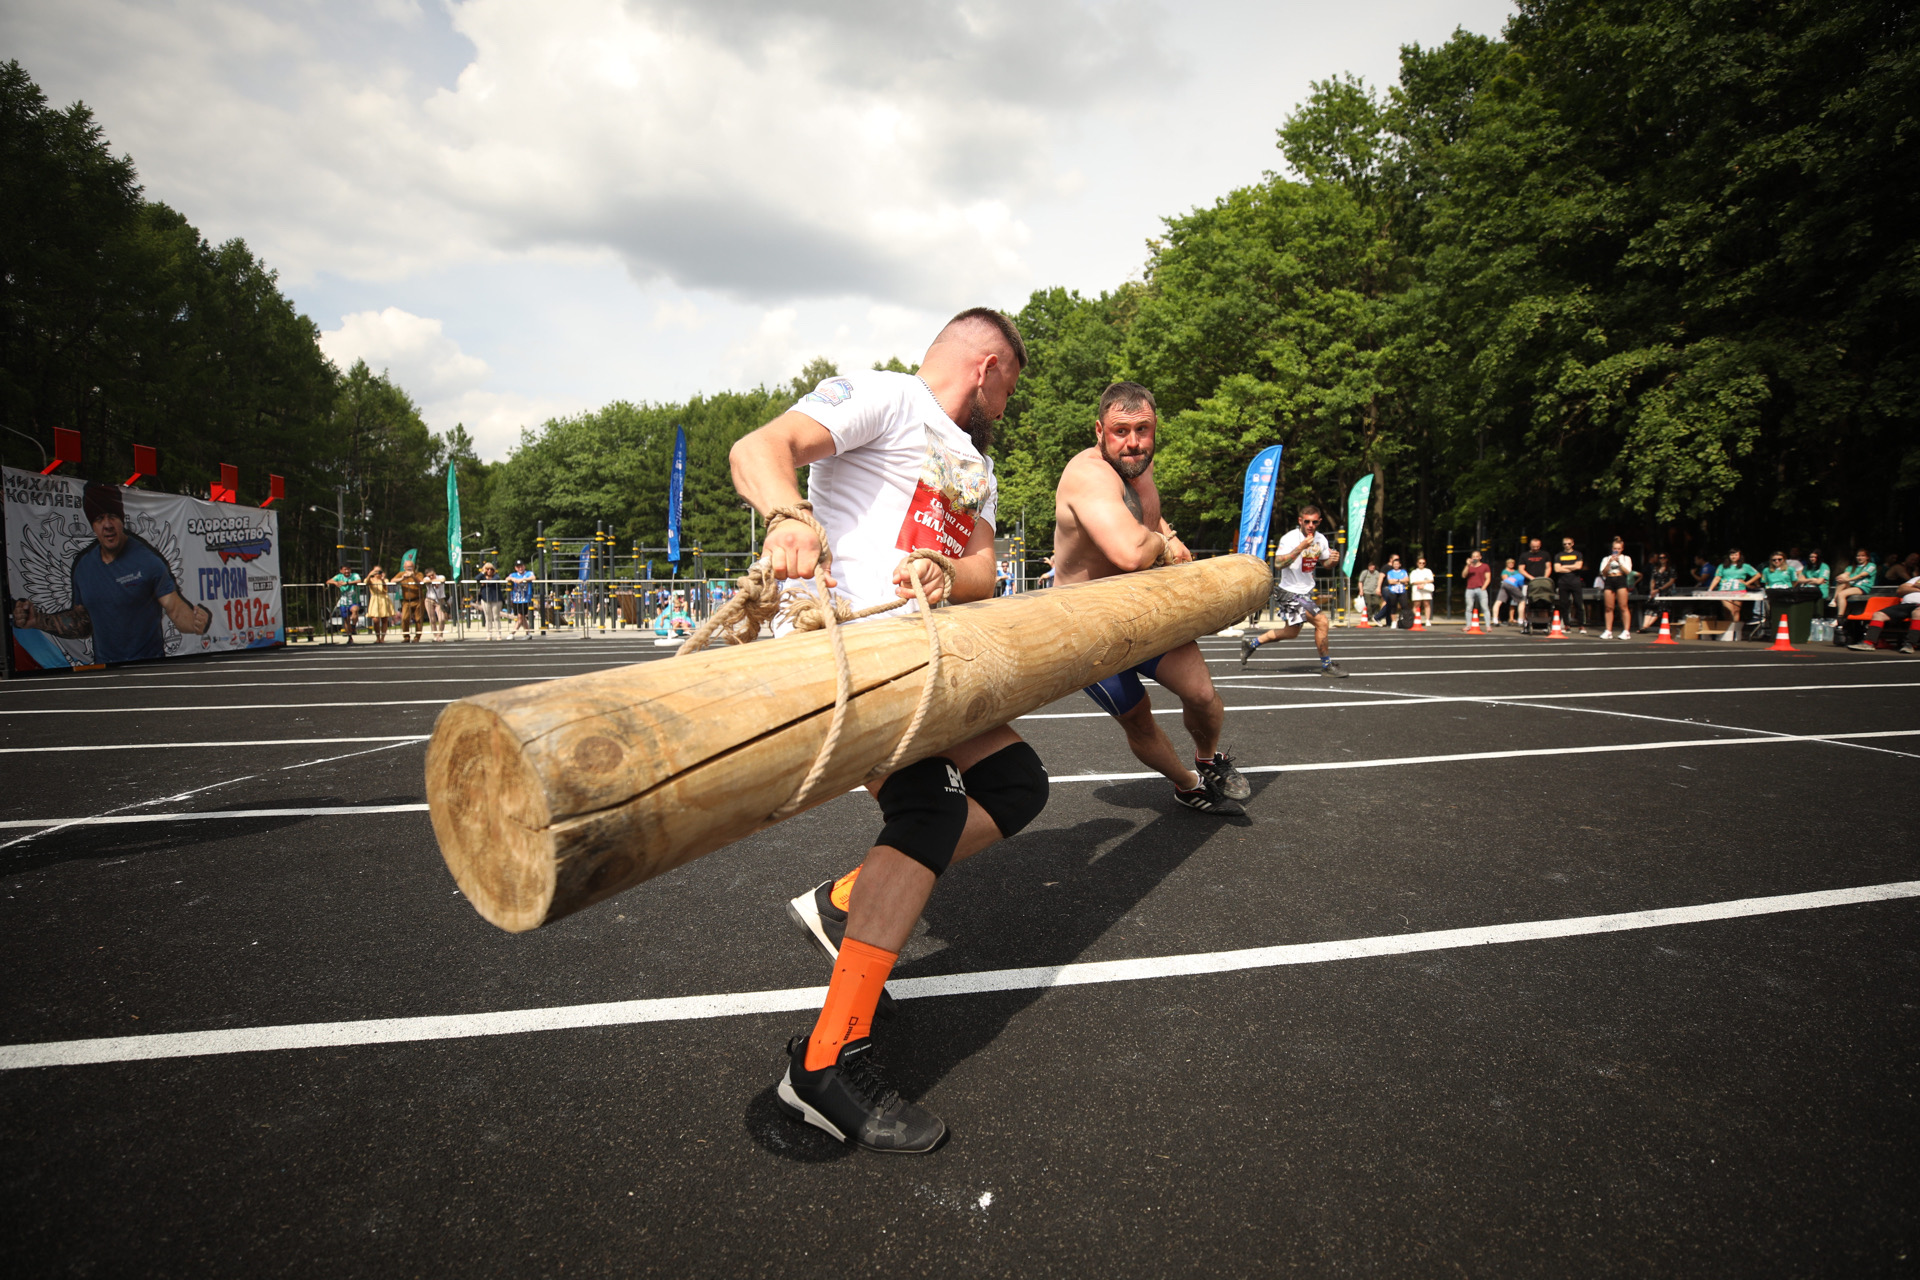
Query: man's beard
1100 438 1153 481
966 394 994 453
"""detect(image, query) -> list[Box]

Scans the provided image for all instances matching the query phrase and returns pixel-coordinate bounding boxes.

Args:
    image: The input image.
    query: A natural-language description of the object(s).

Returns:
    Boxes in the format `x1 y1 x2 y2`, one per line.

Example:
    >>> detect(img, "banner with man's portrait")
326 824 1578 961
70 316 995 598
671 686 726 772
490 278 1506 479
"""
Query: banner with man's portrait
3 466 283 672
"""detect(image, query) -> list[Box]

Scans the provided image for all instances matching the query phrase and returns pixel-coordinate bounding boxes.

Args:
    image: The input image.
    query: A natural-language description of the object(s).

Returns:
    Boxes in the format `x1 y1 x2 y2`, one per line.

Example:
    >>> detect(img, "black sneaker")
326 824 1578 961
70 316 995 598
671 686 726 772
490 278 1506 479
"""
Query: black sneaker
1174 777 1245 816
1196 751 1252 801
776 1034 947 1154
787 881 900 1019
1319 660 1347 678
1238 636 1255 669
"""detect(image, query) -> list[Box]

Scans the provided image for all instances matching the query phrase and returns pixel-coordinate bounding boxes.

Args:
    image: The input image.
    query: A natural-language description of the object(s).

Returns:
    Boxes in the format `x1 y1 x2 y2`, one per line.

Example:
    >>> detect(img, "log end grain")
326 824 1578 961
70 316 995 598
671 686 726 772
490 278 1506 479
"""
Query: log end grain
425 700 559 932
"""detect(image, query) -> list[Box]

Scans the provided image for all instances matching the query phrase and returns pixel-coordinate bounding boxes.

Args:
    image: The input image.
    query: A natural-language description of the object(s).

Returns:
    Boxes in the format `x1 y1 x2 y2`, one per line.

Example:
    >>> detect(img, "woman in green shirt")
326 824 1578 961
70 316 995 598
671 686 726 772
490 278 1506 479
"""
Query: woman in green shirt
1758 552 1797 590
1833 548 1878 621
1795 551 1831 600
1709 548 1760 628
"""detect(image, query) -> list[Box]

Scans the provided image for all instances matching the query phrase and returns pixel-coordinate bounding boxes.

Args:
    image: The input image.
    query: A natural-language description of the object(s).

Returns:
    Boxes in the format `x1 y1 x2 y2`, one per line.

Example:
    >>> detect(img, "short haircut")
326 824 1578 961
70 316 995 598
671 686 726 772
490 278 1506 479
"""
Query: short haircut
83 482 125 524
1298 504 1323 518
1098 381 1156 422
939 307 1028 369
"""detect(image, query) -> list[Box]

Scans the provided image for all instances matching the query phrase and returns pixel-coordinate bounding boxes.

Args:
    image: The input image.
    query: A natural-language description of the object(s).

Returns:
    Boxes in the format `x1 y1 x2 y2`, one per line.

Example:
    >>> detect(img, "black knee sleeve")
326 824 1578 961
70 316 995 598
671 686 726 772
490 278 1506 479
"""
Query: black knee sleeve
961 741 1049 839
876 756 969 876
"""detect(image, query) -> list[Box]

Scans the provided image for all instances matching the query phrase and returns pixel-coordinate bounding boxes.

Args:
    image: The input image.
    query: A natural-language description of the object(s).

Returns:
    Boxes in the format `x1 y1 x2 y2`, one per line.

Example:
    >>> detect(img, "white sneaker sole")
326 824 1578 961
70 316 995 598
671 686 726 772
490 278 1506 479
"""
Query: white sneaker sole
776 1069 849 1142
786 891 840 962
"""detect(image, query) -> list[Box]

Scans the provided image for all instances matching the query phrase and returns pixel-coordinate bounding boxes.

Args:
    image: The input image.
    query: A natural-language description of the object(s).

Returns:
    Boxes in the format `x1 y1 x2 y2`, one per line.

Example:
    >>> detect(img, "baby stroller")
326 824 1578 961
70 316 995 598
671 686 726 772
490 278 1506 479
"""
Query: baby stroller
1522 577 1557 634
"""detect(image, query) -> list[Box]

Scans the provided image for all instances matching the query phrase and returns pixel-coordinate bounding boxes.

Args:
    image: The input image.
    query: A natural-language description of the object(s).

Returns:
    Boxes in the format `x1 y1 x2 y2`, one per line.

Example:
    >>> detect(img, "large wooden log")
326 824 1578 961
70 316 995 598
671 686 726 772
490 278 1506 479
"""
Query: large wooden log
426 554 1271 932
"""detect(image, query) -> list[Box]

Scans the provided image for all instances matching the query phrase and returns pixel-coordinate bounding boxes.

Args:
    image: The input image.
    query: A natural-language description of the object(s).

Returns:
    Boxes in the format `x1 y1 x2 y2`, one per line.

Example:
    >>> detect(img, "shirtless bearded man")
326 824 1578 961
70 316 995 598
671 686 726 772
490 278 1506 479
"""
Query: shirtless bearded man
1051 382 1249 815
735 308 1051 1154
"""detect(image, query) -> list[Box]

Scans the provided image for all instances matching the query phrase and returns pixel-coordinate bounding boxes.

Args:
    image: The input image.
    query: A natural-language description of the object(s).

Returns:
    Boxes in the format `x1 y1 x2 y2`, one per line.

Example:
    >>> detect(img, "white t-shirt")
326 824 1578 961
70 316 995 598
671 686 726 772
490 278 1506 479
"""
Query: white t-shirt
1599 553 1634 581
791 371 996 616
1274 528 1331 596
1409 567 1435 598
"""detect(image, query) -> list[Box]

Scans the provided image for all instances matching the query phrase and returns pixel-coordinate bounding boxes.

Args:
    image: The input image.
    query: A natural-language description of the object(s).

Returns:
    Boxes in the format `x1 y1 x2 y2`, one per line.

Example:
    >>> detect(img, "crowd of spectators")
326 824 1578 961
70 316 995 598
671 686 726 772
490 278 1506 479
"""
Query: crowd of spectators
1340 538 1919 652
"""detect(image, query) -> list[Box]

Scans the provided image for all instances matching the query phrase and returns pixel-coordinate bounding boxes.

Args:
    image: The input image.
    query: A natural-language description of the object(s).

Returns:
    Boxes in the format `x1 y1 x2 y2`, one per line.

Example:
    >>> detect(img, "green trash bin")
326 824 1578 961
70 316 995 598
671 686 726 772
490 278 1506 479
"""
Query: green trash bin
1786 598 1819 645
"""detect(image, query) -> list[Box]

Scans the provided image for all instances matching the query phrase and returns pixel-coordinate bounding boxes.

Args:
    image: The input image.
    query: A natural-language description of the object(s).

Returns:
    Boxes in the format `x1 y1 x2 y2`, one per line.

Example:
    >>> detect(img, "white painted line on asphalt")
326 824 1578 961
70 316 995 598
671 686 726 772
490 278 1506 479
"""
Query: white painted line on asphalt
1207 662 1845 680
0 736 429 755
1028 681 1920 718
5 879 1913 1069
0 700 462 716
1040 729 1920 783
0 803 430 831
0 677 565 695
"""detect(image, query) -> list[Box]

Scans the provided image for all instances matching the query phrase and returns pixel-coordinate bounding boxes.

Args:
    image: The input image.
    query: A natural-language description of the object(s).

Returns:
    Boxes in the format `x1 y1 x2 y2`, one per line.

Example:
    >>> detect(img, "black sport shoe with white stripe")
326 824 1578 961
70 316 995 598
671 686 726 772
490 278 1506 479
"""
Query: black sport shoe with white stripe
1173 776 1245 816
787 879 900 1019
1196 751 1251 801
776 1034 947 1154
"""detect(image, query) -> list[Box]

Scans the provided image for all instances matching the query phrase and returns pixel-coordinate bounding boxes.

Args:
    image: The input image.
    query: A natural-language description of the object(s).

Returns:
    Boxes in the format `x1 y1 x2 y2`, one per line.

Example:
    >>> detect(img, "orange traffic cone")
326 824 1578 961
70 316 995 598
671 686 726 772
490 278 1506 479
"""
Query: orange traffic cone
1547 610 1567 638
1463 608 1485 635
1653 611 1679 645
1767 615 1798 652
1353 596 1372 628
1411 609 1428 632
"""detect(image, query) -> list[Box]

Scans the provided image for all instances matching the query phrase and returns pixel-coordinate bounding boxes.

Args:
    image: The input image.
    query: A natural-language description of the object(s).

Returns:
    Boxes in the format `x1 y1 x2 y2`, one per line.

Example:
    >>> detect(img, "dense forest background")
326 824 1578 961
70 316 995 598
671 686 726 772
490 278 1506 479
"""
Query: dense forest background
4 0 1914 583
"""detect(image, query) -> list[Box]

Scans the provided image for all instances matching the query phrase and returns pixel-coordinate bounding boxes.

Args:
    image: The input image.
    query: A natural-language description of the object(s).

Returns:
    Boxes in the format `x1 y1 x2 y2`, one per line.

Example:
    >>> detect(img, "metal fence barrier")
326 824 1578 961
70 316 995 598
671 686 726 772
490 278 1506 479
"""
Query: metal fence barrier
282 578 739 645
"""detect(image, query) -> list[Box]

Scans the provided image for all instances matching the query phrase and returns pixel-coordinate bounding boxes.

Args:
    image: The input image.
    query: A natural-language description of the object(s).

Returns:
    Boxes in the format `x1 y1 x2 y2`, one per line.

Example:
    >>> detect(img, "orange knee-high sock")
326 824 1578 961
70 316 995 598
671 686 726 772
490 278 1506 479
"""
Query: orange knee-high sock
805 938 897 1070
829 866 861 912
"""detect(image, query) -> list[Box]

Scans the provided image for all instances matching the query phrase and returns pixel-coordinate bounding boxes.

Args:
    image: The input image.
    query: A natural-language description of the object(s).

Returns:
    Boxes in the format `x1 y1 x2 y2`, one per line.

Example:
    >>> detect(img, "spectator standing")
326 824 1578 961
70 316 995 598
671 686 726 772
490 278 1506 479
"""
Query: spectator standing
393 561 428 643
364 566 394 643
507 559 536 638
327 565 362 643
1554 536 1587 633
1641 552 1677 630
1496 558 1526 625
1518 537 1549 589
1708 549 1760 633
1379 554 1409 629
1358 562 1384 621
1461 551 1492 628
1849 575 1920 654
1691 553 1716 589
1409 556 1436 627
1599 537 1633 638
477 563 504 639
1785 546 1806 576
1884 552 1919 586
1832 549 1879 625
424 569 448 640
1795 551 1831 603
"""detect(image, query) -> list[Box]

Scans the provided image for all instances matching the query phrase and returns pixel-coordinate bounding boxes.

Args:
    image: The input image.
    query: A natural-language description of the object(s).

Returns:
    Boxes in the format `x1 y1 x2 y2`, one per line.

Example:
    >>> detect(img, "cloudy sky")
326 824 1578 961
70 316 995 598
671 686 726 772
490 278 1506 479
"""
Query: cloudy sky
7 0 1513 459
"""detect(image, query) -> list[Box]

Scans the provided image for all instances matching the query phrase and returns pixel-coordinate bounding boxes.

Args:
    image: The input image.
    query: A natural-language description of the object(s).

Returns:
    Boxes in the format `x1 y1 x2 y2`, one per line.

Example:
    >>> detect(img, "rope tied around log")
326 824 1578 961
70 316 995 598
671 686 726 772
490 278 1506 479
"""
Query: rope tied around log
674 501 957 820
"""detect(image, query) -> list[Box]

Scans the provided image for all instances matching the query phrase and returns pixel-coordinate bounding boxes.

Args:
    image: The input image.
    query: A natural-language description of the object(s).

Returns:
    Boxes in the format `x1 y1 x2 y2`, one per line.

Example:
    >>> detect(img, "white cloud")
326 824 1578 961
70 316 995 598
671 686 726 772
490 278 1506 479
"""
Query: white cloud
3 0 1168 306
319 307 489 397
432 389 595 461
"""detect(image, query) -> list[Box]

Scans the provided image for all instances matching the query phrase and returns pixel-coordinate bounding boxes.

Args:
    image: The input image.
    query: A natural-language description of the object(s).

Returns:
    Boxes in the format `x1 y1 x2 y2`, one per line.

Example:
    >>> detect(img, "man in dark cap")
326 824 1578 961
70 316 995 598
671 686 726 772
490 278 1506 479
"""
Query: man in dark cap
10 483 210 663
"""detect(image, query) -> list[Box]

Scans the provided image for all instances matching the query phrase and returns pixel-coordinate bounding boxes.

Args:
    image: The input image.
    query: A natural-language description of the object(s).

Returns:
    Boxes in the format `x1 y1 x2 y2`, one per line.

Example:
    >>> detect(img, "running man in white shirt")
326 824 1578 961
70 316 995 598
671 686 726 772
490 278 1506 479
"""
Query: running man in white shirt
1239 507 1346 676
732 309 1050 1155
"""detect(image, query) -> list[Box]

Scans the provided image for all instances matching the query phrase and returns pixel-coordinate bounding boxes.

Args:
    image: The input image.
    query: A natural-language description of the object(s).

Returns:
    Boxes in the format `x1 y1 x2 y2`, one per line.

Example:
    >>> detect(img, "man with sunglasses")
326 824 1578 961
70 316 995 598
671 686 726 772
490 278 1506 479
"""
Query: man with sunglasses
1240 506 1346 677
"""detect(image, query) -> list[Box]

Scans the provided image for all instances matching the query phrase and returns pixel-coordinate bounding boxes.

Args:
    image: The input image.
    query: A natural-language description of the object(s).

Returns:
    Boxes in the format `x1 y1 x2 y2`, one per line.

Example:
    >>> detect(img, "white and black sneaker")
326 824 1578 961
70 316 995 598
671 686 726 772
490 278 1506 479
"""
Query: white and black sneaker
1319 660 1347 678
1196 751 1252 801
787 881 900 1018
1173 776 1245 816
1238 636 1256 669
776 1034 947 1154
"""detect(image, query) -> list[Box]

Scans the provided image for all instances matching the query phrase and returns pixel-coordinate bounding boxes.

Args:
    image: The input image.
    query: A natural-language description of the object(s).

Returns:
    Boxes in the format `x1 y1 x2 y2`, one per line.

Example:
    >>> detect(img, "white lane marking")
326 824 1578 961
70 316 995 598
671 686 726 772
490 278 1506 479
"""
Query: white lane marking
1040 729 1920 783
5 879 1913 1070
0 700 464 715
0 804 429 830
1206 662 1840 680
11 728 1912 829
0 736 428 755
1024 681 1920 719
0 676 570 695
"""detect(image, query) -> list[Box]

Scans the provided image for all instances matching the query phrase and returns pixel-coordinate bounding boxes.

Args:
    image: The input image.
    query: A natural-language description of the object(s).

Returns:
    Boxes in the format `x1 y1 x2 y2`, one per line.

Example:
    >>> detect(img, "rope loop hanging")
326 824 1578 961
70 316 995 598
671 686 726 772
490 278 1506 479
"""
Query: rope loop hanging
674 501 958 819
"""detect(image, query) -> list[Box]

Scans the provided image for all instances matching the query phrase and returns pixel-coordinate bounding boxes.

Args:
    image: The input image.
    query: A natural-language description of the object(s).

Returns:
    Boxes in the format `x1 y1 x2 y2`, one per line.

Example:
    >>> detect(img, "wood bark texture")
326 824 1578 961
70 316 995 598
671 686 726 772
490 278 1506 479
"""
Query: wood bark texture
426 554 1272 932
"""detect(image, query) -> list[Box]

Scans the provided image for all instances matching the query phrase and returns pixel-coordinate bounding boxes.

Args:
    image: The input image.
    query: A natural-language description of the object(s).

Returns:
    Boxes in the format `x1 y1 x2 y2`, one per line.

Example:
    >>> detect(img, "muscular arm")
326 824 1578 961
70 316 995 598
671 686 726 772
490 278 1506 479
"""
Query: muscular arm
159 590 211 634
11 600 91 638
729 410 840 584
1059 458 1163 573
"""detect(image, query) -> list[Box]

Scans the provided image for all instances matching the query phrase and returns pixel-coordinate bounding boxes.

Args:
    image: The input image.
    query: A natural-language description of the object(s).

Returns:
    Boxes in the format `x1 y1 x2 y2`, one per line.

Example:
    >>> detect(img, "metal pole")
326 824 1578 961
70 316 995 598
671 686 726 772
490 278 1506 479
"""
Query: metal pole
1446 530 1455 621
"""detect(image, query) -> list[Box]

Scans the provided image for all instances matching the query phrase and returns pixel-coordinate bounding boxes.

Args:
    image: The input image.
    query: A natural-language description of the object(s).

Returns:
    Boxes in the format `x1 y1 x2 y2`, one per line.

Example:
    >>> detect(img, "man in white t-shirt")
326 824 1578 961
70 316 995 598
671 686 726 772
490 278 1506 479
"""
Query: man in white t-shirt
1238 507 1346 676
730 308 1050 1155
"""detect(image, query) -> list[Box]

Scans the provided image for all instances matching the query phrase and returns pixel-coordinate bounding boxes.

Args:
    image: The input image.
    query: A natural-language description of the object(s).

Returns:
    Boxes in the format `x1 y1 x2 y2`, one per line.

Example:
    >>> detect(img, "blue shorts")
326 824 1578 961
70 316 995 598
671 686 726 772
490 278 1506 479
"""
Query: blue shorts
1082 655 1163 717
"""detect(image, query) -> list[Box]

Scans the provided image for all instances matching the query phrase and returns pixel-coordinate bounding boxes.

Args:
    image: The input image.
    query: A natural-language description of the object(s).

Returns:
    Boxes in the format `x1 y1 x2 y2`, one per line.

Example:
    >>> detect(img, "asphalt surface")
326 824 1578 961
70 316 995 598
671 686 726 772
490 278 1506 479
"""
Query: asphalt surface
1 622 1916 1276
